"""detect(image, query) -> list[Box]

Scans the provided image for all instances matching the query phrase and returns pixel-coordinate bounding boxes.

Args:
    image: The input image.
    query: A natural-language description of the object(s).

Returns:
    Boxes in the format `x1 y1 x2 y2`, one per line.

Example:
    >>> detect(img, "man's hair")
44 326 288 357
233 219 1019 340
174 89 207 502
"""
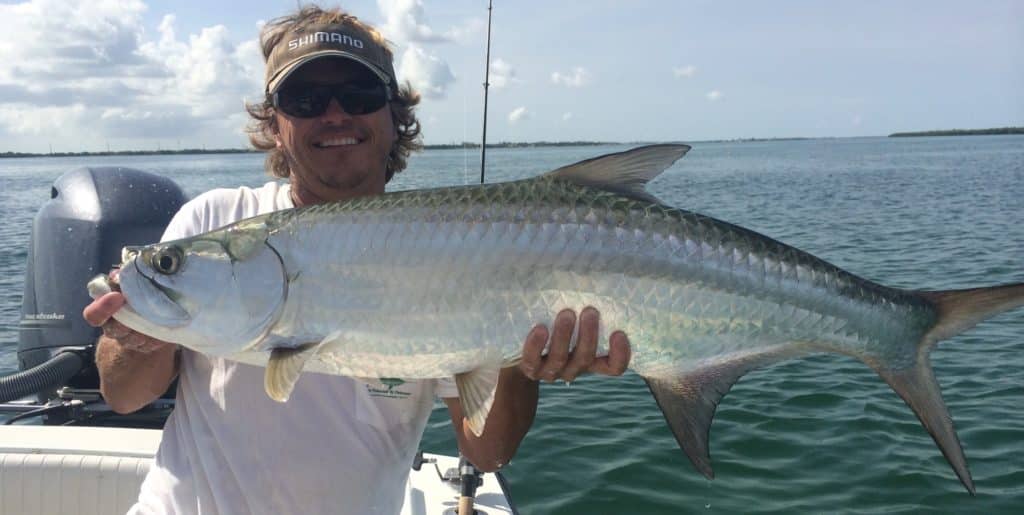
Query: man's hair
245 5 422 183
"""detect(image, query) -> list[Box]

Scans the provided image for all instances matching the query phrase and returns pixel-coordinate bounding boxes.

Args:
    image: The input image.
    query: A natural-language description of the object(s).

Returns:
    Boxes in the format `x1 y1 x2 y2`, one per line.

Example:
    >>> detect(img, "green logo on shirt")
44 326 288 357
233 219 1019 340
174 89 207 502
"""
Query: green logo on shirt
366 378 411 398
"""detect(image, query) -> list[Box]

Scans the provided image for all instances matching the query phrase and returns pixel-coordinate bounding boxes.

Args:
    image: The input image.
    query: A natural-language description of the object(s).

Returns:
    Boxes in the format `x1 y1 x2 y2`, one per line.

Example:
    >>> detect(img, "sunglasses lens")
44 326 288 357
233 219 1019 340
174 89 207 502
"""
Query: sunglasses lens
275 82 388 118
276 85 331 118
339 87 388 115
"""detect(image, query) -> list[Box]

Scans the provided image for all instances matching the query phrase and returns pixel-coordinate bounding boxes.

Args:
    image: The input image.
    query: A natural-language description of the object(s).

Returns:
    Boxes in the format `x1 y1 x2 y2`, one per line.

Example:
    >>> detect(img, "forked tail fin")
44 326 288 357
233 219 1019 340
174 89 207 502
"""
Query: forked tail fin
870 282 1024 495
918 283 1024 345
642 282 1024 495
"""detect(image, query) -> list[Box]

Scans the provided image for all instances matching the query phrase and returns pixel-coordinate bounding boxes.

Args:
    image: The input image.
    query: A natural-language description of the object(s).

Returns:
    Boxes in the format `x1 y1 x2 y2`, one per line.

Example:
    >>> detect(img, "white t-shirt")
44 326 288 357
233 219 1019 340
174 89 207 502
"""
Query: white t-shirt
130 182 458 515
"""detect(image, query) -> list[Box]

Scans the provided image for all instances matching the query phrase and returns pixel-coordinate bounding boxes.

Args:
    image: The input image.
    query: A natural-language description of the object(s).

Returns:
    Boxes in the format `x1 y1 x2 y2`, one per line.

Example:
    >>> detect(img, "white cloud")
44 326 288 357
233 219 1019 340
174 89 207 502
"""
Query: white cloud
508 107 529 123
551 67 590 88
138 18 262 117
706 90 723 101
0 0 154 81
562 112 573 121
489 59 517 89
0 0 261 149
377 0 449 44
398 45 455 99
444 18 486 44
233 38 265 87
852 114 863 126
673 65 697 78
0 104 88 135
376 0 482 45
97 107 212 140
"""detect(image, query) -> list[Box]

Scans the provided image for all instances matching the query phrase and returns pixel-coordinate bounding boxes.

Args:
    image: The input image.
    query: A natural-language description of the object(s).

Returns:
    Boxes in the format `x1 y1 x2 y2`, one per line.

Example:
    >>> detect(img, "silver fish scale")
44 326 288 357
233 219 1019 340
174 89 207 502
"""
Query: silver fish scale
260 178 937 378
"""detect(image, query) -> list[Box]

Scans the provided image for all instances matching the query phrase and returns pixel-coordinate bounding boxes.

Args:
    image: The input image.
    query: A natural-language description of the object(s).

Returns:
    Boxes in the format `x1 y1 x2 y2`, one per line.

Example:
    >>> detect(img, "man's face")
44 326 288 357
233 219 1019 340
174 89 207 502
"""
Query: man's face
273 58 396 205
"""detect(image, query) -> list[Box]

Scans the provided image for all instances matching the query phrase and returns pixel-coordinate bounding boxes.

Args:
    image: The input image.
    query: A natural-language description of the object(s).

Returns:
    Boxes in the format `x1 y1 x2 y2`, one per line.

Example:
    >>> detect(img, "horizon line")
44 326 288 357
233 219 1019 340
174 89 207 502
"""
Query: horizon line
3 127 1020 158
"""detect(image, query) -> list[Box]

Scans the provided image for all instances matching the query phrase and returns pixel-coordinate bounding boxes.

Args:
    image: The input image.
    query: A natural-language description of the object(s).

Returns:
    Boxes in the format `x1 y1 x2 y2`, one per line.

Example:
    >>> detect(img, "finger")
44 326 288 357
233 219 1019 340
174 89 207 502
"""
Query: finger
83 292 126 327
520 324 548 380
544 310 576 380
589 331 631 376
539 309 575 382
562 306 599 382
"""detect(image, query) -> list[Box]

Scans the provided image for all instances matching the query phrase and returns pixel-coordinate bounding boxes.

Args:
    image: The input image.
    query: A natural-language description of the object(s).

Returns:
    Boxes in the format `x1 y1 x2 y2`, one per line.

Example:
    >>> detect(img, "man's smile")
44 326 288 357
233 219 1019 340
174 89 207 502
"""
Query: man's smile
314 136 361 148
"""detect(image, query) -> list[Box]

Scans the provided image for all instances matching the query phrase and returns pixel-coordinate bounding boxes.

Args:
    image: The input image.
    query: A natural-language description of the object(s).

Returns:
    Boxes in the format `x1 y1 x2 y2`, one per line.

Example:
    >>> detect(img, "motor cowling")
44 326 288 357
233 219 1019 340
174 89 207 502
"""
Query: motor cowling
17 167 186 395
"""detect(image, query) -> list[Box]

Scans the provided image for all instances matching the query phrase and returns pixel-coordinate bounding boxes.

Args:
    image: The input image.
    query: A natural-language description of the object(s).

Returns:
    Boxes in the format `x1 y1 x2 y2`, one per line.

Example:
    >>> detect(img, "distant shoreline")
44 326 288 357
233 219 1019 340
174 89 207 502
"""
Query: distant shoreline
888 127 1023 137
2 130 1018 158
0 139 747 158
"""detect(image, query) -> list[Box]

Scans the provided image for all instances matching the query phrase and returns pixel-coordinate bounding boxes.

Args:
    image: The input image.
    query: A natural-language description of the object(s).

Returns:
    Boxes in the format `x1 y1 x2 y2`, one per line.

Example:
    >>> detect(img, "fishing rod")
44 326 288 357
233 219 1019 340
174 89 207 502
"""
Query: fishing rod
479 0 494 184
458 5 493 515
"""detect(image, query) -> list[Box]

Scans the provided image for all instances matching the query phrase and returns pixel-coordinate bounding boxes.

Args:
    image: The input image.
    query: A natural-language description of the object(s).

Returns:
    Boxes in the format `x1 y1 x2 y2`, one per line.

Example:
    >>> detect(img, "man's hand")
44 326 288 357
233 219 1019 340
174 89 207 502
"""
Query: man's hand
448 306 631 470
84 292 172 353
519 306 631 382
83 277 179 414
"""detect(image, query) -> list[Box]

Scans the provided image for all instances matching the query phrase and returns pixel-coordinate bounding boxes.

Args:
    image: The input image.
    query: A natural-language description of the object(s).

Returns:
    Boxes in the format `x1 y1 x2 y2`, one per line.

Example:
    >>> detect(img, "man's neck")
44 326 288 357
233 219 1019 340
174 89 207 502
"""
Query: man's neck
288 175 385 207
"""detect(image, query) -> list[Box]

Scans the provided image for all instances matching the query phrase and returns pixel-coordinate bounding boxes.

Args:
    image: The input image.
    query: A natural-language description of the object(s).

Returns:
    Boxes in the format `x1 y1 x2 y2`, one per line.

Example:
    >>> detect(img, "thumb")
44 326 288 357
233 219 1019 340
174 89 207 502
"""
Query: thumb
83 292 126 327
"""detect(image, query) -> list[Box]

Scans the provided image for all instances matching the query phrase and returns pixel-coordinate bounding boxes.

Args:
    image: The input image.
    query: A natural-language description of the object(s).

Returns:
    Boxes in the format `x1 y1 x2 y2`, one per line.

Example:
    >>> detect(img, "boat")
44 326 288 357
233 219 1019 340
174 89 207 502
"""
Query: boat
0 424 514 515
0 167 515 515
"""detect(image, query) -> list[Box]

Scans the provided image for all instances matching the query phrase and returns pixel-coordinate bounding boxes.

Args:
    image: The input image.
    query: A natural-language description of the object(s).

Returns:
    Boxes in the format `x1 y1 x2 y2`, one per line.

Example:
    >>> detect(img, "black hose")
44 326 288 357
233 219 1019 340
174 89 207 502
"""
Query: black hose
4 402 74 425
0 352 84 403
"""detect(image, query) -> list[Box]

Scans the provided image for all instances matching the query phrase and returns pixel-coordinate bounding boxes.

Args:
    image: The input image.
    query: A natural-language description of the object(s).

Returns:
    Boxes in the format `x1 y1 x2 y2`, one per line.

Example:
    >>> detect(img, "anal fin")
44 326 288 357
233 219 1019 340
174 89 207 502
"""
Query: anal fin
644 369 739 479
455 365 503 437
643 347 800 479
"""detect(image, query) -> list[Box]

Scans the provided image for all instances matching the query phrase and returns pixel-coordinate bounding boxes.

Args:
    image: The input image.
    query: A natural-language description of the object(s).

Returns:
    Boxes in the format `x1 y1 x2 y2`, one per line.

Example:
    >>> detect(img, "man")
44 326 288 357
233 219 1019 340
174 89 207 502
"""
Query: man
84 5 631 514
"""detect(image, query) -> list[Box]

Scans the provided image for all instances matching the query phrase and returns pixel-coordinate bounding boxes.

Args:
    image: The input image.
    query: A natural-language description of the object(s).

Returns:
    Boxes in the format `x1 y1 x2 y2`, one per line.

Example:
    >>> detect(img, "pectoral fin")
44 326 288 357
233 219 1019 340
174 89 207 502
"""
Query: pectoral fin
455 365 503 437
265 342 321 402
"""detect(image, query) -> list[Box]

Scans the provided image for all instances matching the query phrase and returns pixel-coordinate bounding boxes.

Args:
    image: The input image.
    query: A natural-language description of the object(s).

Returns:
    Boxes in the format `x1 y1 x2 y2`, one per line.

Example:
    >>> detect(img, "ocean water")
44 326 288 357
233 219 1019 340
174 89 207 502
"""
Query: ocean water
1 136 1022 513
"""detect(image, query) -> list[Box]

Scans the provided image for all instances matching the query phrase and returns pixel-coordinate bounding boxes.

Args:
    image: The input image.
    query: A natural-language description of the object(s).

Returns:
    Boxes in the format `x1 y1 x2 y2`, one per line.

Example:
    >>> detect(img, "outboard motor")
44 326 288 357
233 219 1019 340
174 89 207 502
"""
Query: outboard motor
1 167 186 424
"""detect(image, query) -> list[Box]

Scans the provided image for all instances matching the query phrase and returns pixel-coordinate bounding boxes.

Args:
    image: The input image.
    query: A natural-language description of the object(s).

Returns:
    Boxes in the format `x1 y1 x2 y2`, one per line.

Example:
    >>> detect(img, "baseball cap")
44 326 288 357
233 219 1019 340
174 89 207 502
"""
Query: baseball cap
265 23 397 95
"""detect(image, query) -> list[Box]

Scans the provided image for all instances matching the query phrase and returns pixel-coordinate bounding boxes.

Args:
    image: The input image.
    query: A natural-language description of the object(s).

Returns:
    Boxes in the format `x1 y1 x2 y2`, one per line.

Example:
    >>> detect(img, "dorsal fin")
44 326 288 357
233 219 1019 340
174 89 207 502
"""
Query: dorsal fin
545 144 691 203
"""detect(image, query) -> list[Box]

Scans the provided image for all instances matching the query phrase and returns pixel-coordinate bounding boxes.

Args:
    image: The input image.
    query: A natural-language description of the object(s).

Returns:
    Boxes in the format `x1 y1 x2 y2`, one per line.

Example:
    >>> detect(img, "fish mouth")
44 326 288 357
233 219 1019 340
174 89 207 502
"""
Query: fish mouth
87 273 119 298
118 258 191 328
86 263 188 338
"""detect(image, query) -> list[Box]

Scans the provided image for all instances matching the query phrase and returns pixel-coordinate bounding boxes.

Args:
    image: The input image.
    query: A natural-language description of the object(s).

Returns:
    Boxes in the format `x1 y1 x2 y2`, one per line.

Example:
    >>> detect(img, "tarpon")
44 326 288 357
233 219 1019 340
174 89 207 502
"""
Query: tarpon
88 145 1024 493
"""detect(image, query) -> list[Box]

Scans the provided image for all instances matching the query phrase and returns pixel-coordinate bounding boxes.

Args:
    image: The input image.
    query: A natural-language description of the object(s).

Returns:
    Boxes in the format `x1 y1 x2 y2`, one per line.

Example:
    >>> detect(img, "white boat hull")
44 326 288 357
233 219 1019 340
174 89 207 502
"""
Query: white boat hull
0 426 514 515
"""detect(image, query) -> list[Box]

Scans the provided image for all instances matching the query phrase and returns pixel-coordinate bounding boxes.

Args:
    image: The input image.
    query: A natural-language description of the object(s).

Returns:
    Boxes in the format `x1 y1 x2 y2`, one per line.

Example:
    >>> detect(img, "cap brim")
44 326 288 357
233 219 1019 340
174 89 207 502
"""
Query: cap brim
266 50 393 94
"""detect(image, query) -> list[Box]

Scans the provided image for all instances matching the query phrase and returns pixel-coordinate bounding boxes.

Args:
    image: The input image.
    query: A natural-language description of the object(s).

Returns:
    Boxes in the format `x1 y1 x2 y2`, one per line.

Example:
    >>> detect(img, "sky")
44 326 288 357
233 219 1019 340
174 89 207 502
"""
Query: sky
0 0 1020 153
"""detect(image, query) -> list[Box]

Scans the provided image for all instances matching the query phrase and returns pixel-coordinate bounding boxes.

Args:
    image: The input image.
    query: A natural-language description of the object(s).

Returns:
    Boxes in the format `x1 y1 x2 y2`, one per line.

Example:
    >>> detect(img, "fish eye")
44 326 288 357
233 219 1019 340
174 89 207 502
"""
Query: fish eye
151 247 184 275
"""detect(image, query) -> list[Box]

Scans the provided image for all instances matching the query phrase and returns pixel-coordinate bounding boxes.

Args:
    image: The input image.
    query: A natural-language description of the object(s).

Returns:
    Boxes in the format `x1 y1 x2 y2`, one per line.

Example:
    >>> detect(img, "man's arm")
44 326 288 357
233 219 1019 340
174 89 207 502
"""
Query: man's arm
84 291 179 414
83 198 198 414
443 307 631 472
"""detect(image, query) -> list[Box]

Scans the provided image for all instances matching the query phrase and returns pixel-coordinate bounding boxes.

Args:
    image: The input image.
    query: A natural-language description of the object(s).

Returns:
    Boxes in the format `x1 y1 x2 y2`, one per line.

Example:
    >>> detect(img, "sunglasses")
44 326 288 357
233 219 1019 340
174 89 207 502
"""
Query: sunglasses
272 80 391 118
